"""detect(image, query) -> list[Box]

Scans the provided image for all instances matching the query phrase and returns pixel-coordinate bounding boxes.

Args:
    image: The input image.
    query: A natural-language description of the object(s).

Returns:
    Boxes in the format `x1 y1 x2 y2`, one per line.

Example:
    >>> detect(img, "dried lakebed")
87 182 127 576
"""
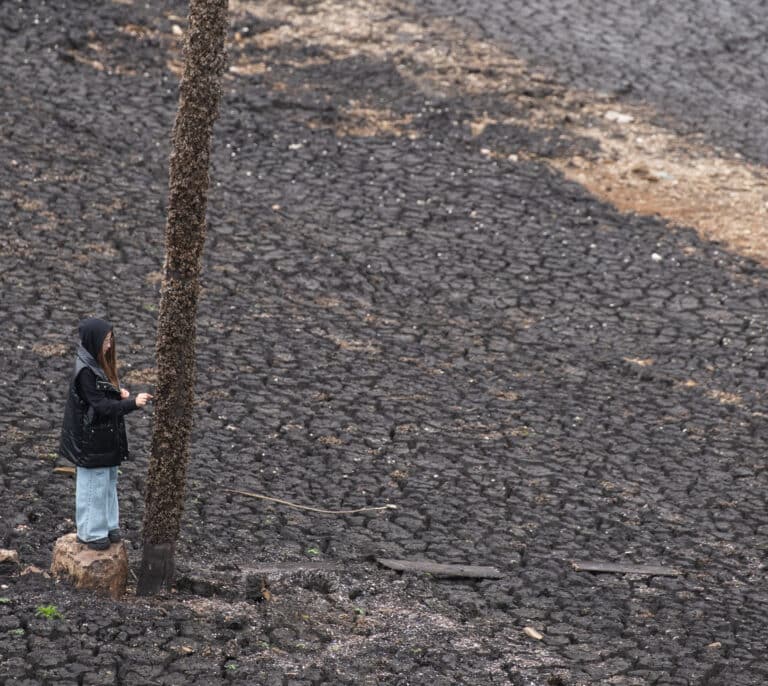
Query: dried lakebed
2 0 768 684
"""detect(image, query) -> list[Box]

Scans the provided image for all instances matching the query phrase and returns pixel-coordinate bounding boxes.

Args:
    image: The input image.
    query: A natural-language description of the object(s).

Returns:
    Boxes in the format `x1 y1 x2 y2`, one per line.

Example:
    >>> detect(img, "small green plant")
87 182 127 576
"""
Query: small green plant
354 607 366 617
9 628 24 637
0 597 10 605
224 662 238 671
306 546 321 556
35 604 62 620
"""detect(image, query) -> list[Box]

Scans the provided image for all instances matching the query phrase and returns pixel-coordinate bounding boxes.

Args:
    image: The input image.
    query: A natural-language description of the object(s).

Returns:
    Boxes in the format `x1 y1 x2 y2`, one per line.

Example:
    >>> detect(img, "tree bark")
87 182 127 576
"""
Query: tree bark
137 0 228 596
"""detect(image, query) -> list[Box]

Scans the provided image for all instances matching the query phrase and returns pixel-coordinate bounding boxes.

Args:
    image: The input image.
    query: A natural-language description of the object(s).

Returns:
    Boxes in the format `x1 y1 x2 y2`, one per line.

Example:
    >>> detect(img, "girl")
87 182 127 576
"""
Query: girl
59 318 152 550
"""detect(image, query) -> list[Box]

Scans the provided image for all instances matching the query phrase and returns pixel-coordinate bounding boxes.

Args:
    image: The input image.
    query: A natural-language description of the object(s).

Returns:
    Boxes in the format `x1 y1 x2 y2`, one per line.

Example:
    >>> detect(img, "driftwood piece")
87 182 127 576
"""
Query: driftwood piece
572 561 680 577
376 558 503 579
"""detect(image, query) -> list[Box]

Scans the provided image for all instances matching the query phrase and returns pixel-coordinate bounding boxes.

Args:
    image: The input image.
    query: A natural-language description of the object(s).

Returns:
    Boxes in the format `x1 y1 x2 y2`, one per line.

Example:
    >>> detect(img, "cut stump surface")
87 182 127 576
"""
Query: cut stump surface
50 534 128 599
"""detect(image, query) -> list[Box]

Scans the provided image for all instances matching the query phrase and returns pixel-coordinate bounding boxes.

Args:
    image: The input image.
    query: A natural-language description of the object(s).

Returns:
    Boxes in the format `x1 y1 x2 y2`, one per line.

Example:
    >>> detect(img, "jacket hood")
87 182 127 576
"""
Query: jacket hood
78 318 113 360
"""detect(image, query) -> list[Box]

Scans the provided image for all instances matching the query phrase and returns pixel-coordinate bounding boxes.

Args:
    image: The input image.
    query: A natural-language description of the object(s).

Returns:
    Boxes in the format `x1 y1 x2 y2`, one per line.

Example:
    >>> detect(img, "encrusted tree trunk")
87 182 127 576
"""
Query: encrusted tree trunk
137 0 228 596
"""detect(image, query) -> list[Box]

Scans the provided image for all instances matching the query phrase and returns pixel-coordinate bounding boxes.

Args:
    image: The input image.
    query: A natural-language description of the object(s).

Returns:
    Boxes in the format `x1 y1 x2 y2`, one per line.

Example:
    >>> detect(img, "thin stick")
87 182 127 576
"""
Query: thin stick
225 488 397 515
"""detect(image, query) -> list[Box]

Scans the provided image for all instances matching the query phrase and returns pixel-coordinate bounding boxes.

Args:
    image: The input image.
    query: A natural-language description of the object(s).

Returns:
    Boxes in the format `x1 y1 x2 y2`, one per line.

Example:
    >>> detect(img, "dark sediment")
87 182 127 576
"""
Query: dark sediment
1 1 768 684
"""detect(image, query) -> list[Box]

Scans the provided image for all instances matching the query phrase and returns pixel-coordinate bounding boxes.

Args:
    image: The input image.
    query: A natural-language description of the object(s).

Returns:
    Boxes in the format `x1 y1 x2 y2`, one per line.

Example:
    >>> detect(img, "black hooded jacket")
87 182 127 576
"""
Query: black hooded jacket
59 318 137 468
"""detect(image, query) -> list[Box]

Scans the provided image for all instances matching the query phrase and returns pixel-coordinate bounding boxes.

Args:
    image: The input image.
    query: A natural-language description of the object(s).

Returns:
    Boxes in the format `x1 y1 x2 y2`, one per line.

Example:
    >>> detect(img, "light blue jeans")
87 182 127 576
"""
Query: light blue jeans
76 467 119 542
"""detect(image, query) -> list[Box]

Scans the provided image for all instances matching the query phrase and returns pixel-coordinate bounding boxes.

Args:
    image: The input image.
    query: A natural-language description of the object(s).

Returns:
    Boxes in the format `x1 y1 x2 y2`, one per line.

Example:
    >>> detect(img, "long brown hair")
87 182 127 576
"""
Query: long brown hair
97 332 120 389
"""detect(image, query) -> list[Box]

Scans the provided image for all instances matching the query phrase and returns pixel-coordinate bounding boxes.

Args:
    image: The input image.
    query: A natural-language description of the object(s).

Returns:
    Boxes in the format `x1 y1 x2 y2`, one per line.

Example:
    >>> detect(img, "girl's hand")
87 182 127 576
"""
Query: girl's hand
120 388 130 399
135 393 153 408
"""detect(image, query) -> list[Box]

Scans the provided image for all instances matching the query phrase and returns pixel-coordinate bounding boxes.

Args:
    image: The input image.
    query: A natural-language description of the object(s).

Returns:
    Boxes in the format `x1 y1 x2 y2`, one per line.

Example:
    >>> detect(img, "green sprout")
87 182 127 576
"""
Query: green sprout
306 546 321 556
35 604 62 620
0 597 10 605
9 628 24 637
225 662 238 671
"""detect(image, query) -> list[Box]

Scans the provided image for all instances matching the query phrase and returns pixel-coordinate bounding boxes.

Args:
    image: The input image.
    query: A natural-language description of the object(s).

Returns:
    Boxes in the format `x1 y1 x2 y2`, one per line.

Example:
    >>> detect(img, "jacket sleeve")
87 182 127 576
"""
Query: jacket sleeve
76 369 138 419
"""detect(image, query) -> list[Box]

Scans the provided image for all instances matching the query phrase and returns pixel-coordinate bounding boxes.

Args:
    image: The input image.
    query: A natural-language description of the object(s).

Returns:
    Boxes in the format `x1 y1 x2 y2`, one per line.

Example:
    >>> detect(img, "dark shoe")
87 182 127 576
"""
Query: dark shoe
76 536 110 551
108 529 122 543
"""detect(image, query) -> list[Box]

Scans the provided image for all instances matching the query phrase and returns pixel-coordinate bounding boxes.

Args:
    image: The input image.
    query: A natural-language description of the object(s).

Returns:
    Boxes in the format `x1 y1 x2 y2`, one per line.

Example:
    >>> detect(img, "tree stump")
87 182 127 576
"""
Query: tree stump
50 534 128 599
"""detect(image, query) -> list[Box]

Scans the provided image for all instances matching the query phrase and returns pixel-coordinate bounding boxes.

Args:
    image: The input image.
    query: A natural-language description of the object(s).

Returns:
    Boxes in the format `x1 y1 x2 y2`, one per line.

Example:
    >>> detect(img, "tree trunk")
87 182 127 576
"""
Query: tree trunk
136 0 228 596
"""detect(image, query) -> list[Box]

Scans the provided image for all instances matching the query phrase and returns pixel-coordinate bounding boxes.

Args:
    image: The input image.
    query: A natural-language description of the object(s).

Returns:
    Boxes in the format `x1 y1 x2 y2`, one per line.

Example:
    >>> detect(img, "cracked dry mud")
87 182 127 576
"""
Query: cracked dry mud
2 1 768 685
